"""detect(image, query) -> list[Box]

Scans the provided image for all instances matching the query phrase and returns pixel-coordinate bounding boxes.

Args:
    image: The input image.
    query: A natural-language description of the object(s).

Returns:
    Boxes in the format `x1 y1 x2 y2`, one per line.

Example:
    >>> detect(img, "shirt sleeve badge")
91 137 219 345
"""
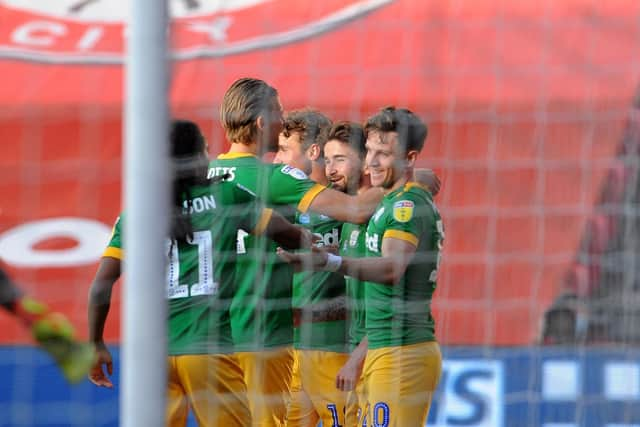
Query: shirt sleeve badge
393 200 415 223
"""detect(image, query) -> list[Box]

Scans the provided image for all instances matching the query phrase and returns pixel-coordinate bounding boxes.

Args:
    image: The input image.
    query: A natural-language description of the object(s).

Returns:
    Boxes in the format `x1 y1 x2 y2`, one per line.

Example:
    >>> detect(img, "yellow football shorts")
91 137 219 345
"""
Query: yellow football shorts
285 349 350 427
166 353 250 427
235 346 295 427
360 341 442 427
344 377 365 427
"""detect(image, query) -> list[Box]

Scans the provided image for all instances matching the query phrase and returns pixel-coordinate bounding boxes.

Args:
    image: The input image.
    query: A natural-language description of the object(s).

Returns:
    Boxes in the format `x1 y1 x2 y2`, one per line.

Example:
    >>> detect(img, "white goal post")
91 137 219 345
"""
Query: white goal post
122 0 169 426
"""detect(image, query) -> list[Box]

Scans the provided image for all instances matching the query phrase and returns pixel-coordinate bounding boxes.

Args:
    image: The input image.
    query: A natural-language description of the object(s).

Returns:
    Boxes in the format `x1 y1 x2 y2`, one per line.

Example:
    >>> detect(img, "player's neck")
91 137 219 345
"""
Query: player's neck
384 170 412 194
310 163 328 185
227 142 257 155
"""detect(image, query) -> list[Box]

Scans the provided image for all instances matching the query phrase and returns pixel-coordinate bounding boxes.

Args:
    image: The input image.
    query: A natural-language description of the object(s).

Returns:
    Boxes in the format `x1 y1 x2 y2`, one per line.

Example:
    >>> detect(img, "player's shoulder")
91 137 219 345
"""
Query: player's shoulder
400 182 432 199
271 163 309 180
384 182 437 223
385 182 430 207
211 152 257 164
215 180 256 202
209 153 257 181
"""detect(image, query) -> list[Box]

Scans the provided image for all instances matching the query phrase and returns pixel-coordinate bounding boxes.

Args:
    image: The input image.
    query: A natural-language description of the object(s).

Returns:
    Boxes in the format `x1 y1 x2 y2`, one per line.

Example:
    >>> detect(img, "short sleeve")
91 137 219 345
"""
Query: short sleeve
229 183 272 235
103 214 124 259
266 165 326 212
382 194 430 247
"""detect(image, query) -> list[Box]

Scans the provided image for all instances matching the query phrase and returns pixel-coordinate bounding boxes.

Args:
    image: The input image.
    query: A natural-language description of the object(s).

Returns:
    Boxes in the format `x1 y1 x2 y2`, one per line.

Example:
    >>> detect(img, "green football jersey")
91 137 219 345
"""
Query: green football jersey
340 221 368 350
104 182 268 355
292 211 347 353
208 153 326 351
364 182 444 350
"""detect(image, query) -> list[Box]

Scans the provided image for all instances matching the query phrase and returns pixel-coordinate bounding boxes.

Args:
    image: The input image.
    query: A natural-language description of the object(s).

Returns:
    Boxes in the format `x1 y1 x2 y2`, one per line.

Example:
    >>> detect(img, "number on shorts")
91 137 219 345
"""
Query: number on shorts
326 403 343 427
372 402 389 427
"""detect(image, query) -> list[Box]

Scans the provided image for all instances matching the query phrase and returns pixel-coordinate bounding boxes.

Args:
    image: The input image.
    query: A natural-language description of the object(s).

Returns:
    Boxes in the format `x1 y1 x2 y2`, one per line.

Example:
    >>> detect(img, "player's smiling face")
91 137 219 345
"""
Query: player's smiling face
273 131 312 174
365 130 404 189
324 139 363 194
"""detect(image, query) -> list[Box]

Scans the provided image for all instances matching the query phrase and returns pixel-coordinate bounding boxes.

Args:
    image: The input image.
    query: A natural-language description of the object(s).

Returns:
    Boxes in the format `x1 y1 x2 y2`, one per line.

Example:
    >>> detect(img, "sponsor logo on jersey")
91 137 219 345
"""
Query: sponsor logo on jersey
280 165 308 180
365 232 379 253
372 207 385 223
298 213 311 224
313 228 340 247
0 0 394 64
349 229 360 247
392 200 414 223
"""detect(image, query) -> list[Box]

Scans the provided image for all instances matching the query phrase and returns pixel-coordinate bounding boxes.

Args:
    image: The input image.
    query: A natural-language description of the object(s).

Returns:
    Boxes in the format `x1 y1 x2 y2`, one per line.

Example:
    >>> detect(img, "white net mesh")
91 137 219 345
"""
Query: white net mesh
1 1 640 426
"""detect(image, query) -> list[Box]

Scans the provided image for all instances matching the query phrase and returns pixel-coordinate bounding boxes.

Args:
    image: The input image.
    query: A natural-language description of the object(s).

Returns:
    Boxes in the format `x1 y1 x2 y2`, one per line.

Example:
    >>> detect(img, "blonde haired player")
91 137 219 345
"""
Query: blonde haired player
209 78 385 427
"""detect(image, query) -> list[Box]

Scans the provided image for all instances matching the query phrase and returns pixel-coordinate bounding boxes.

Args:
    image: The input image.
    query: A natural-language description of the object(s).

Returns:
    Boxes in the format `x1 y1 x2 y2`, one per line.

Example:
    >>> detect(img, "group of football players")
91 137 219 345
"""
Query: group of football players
3 76 445 427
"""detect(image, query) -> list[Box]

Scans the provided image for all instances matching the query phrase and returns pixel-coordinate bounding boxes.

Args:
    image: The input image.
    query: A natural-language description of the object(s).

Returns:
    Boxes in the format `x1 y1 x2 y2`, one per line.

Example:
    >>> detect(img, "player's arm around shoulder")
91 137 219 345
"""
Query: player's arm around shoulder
230 182 314 250
413 168 441 196
259 209 315 250
269 162 384 224
306 186 385 224
277 214 418 286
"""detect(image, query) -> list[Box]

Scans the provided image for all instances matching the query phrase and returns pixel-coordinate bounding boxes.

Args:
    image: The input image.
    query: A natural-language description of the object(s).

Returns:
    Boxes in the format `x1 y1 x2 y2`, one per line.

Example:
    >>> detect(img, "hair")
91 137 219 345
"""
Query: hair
220 77 278 144
364 106 428 153
327 121 367 159
282 109 332 152
170 119 209 244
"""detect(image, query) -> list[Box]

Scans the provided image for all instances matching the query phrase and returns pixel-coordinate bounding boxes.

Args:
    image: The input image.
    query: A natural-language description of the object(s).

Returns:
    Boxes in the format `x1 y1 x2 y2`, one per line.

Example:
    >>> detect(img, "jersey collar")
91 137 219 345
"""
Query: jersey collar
403 181 431 193
387 181 431 198
217 152 257 160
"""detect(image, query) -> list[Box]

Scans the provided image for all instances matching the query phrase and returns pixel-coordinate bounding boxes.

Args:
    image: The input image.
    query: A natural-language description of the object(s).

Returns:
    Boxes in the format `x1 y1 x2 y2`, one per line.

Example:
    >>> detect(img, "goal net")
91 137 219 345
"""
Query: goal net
0 1 639 426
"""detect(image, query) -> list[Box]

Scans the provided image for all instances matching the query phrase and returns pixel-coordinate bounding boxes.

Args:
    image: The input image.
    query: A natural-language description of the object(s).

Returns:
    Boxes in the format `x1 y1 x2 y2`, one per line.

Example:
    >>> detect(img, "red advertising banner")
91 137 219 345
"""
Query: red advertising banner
0 0 637 345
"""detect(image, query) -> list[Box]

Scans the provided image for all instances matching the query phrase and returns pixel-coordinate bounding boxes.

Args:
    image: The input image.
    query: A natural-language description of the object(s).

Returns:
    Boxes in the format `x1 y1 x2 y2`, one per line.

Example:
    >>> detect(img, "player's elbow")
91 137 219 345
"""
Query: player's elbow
380 260 409 285
271 226 311 250
352 206 373 224
377 269 403 285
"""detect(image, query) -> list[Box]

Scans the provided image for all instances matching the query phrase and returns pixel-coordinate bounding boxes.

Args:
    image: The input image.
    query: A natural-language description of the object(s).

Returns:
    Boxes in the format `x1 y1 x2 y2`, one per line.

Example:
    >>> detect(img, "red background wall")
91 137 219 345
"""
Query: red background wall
0 0 637 345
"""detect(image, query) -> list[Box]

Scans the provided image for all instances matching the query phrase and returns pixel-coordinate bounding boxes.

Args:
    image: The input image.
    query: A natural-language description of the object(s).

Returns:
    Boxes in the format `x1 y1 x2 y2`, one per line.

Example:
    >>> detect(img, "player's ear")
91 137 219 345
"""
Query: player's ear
256 115 265 131
406 150 419 167
306 144 321 162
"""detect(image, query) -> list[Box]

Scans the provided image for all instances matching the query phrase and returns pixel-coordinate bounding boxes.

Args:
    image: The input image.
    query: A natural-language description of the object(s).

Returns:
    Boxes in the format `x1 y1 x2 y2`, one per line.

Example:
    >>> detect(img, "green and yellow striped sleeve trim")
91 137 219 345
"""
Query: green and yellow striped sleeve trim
253 208 274 235
383 229 419 247
297 184 326 213
103 247 123 260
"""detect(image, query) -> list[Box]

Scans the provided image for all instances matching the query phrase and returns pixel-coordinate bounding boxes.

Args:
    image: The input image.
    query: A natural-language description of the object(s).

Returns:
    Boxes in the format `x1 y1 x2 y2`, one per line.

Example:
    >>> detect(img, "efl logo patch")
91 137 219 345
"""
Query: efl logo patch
280 165 308 180
298 213 311 224
393 200 414 223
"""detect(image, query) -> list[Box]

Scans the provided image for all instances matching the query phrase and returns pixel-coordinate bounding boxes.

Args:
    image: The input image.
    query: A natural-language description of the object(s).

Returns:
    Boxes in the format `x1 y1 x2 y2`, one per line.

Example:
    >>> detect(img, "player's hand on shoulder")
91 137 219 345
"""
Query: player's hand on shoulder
414 168 441 196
